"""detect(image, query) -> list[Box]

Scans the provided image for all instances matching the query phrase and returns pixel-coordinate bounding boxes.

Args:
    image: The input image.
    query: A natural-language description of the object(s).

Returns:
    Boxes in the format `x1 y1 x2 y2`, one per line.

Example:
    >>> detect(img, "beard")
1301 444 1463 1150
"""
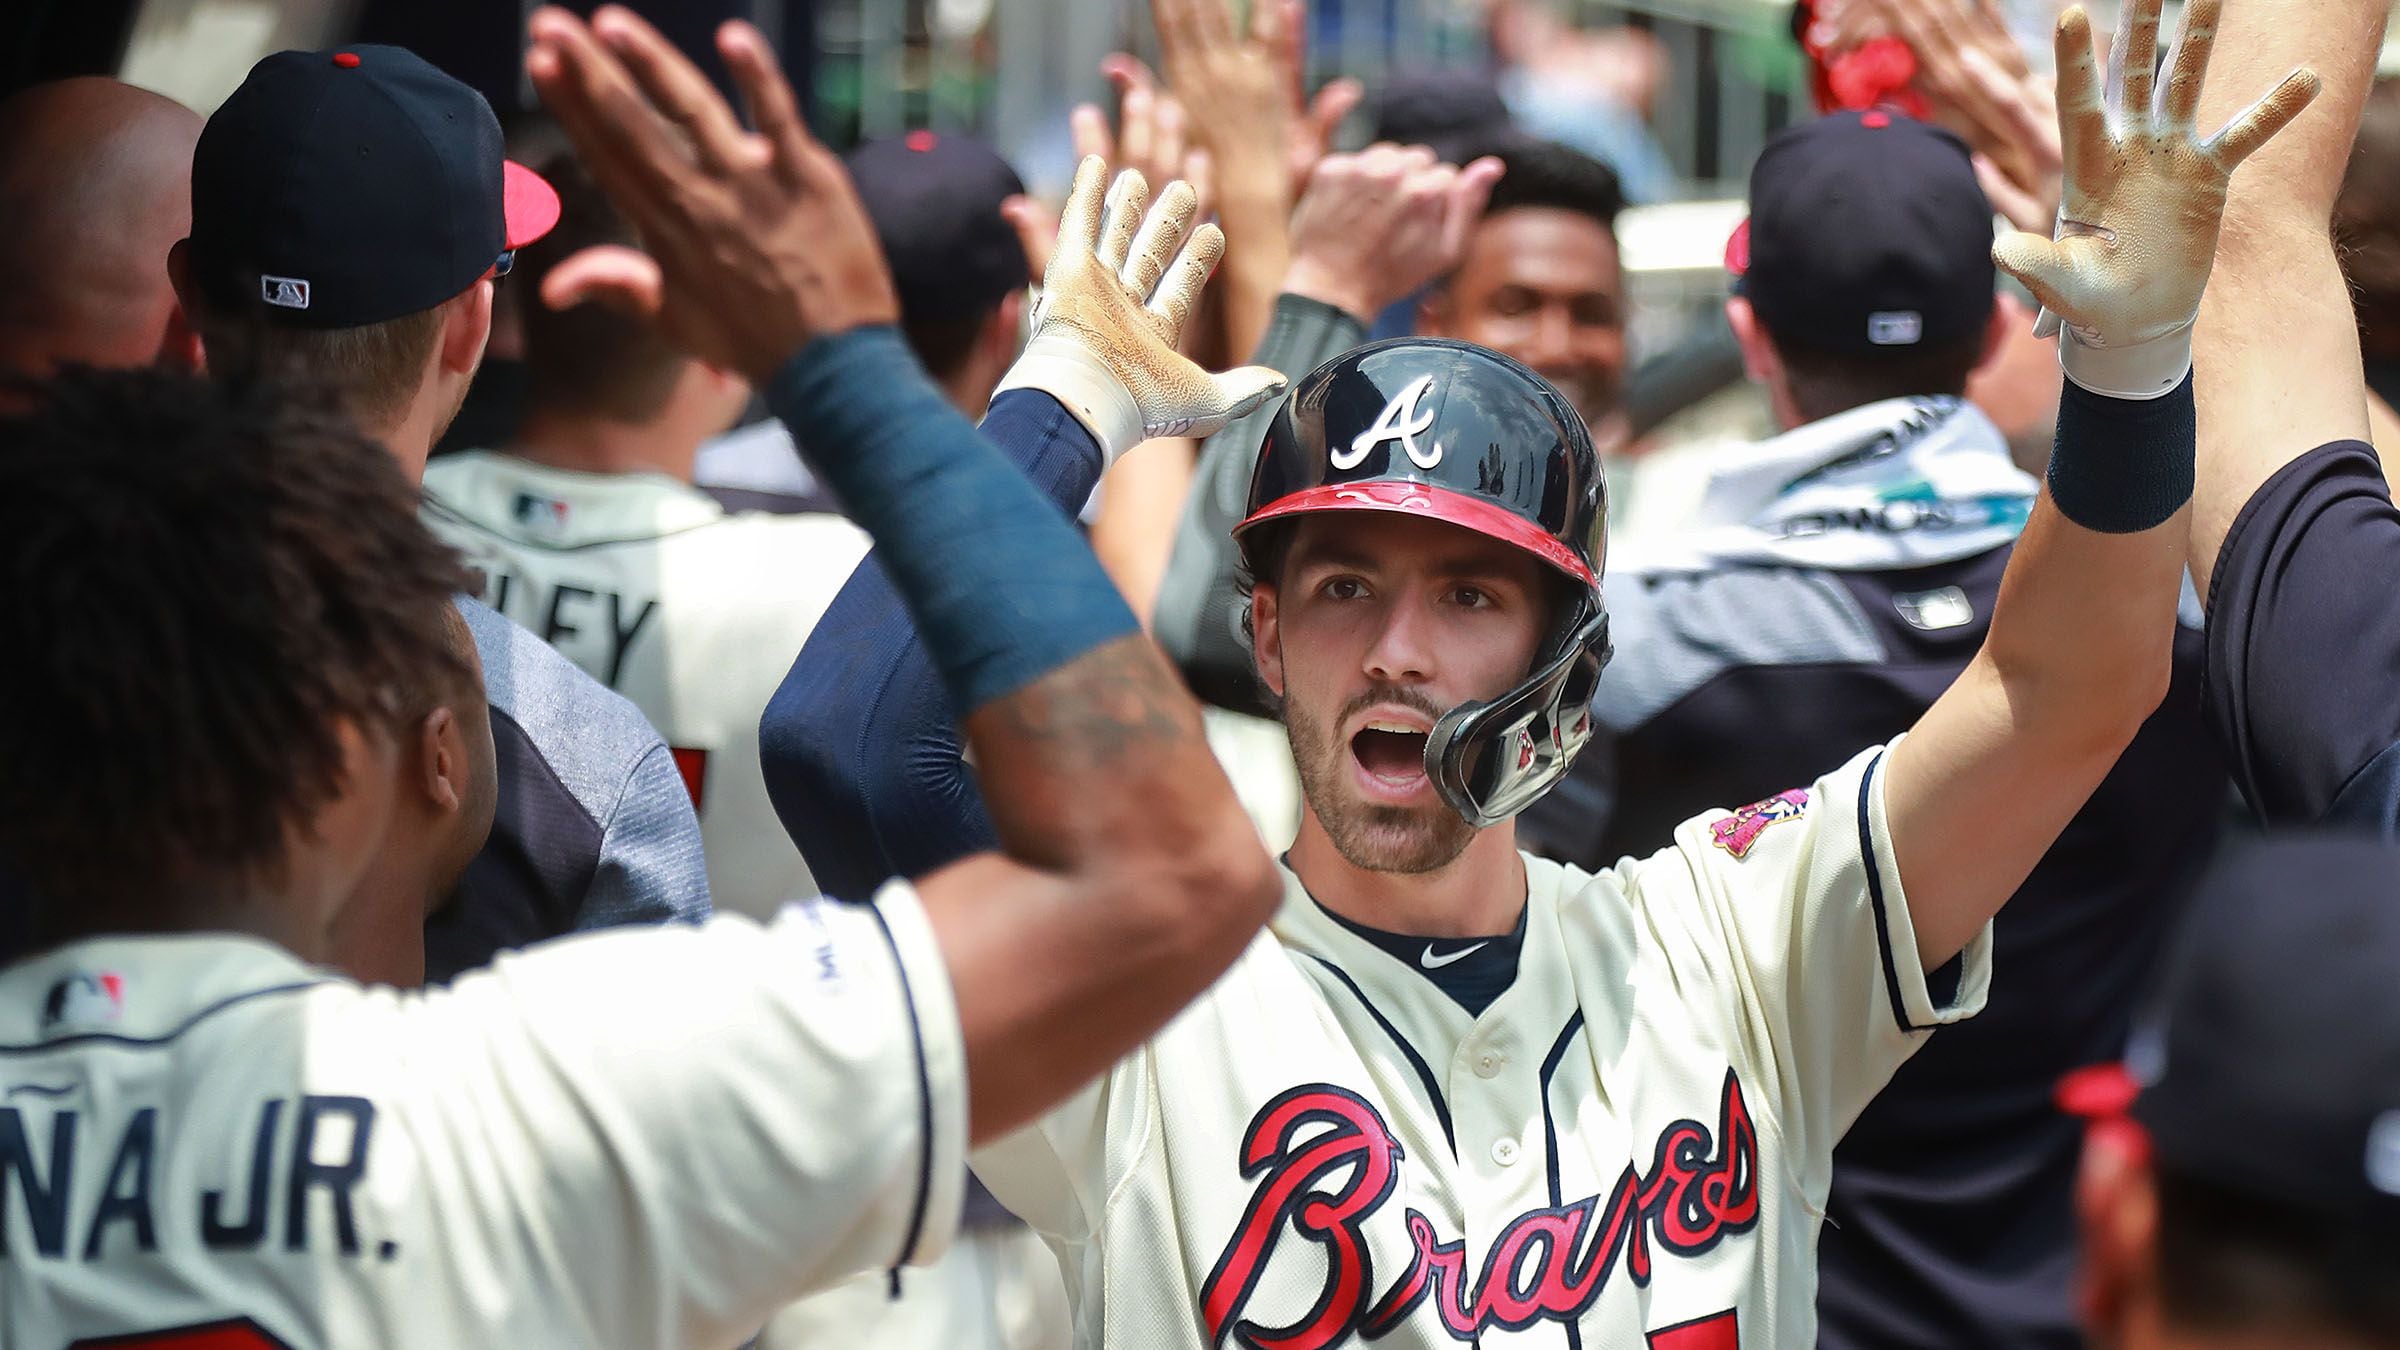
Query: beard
1286 683 1479 875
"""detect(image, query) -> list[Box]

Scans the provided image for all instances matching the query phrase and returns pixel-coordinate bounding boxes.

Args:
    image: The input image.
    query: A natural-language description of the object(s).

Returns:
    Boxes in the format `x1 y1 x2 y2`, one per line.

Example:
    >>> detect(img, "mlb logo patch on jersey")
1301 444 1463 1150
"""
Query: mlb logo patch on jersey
1709 790 1809 860
510 492 572 537
40 969 124 1031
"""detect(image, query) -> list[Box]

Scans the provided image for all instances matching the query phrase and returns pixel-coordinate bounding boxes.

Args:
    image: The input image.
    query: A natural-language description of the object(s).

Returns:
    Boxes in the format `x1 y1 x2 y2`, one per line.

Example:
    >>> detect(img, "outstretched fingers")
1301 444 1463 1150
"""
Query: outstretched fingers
1096 169 1151 277
1056 156 1110 278
1124 180 1199 301
2208 67 2322 169
718 20 815 177
2111 0 2163 122
527 9 685 219
1147 220 1225 342
2053 7 2112 185
2159 0 2220 130
590 5 749 173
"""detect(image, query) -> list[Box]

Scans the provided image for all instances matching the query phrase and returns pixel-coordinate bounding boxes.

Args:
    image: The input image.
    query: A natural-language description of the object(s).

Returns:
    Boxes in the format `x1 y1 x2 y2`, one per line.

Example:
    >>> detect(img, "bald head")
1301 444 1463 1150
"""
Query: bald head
0 78 201 379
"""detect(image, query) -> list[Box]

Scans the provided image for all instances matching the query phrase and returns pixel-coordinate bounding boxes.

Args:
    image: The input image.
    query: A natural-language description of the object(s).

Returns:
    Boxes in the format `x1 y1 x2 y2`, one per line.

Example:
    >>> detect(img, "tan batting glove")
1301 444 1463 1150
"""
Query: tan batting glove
1992 0 2316 399
994 156 1285 463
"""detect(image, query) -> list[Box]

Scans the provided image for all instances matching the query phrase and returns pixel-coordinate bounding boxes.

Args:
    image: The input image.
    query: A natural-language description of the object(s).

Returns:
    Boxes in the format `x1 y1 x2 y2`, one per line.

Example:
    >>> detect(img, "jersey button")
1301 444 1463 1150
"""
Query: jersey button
1474 1052 1503 1079
1491 1138 1520 1166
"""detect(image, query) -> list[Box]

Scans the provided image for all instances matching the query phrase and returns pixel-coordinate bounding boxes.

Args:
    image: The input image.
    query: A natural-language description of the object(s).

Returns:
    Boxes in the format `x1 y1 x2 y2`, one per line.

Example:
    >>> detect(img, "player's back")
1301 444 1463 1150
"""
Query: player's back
423 451 870 919
2 898 965 1349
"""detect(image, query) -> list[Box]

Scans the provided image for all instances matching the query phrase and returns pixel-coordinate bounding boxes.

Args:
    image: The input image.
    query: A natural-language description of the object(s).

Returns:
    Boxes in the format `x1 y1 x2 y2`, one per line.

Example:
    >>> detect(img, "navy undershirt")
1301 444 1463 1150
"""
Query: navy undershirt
1320 901 1529 1017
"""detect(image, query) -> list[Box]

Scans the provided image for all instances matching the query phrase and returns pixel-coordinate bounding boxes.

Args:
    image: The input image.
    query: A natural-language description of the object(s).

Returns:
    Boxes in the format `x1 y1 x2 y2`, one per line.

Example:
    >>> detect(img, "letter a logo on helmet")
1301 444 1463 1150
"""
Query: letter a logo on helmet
1237 338 1614 827
1336 373 1445 471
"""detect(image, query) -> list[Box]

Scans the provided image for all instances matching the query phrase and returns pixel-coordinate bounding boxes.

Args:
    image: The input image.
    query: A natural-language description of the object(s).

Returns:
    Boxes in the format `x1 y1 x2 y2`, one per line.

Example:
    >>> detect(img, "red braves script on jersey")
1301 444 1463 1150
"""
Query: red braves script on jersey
972 743 1992 1348
1203 1070 1758 1346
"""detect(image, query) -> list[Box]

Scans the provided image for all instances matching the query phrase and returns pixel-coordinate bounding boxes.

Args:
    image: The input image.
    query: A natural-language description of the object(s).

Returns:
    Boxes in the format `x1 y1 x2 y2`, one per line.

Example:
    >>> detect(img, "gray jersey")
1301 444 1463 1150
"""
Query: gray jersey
433 597 711 980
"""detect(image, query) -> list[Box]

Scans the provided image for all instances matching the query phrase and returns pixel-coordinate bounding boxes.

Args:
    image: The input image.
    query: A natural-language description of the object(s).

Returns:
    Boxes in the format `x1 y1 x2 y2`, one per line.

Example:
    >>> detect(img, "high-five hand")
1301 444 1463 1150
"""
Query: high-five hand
1991 0 2316 398
524 5 897 383
1282 145 1505 323
995 156 1284 460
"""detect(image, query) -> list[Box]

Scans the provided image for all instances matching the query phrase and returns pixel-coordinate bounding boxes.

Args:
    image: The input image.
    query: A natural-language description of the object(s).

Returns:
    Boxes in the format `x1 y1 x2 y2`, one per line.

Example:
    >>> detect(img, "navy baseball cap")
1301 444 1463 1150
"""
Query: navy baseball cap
1728 109 1994 354
2061 836 2400 1242
844 131 1027 323
188 45 561 330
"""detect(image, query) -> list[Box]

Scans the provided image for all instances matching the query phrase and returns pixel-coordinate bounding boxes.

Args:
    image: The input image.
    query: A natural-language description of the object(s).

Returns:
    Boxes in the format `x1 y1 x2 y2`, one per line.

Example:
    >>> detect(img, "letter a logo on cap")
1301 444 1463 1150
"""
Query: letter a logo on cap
261 275 312 310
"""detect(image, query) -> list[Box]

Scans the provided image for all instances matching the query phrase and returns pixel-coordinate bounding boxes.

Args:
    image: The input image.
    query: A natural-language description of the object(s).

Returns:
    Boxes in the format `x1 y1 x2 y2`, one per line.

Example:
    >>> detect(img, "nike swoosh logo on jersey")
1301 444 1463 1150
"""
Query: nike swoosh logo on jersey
1419 941 1488 969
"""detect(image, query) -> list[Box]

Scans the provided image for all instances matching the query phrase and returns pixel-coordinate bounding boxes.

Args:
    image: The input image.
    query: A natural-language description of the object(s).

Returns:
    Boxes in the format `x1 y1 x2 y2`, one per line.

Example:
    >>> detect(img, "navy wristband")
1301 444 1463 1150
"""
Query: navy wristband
765 327 1138 712
2045 371 2196 534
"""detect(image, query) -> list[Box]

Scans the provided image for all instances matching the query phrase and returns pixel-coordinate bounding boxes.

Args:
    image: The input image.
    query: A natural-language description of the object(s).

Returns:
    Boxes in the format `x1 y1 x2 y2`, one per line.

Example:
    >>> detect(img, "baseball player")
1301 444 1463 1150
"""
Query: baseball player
422 154 869 916
2180 0 2400 835
783 0 2319 1343
0 9 1286 1344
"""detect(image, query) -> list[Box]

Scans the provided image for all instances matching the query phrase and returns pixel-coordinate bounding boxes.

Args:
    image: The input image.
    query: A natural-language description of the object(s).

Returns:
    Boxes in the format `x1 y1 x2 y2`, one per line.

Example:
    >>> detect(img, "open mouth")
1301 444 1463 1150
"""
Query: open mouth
1351 724 1431 789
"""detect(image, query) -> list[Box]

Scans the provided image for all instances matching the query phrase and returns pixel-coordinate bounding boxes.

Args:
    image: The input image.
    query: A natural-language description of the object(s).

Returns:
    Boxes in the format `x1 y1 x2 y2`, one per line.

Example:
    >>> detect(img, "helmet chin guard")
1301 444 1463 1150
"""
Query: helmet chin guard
1425 600 1614 828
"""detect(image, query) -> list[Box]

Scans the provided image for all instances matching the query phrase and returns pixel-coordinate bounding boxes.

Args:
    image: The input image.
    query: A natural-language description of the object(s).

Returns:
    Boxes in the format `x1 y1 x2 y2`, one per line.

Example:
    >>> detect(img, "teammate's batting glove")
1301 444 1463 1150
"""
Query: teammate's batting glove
1992 0 2316 399
994 156 1285 463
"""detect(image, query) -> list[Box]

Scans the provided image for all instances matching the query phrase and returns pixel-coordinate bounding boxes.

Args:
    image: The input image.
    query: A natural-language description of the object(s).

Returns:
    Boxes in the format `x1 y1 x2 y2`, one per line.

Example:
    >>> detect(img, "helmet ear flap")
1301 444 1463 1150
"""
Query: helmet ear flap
1426 599 1612 827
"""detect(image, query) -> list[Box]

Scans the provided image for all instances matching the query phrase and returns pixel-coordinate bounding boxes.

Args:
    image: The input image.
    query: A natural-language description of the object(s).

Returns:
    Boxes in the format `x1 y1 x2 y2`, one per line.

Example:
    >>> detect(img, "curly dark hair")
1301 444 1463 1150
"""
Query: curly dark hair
0 368 470 927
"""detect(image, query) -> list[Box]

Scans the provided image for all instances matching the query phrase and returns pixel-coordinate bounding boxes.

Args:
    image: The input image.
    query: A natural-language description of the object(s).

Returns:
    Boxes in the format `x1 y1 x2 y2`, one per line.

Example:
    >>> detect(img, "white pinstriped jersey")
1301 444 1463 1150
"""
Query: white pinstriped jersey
0 887 962 1349
973 743 1990 1348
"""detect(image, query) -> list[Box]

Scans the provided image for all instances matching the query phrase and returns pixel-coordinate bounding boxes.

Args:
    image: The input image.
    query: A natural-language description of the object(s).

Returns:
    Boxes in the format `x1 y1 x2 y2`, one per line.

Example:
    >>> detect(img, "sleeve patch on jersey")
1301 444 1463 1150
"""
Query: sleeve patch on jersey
1708 789 1808 860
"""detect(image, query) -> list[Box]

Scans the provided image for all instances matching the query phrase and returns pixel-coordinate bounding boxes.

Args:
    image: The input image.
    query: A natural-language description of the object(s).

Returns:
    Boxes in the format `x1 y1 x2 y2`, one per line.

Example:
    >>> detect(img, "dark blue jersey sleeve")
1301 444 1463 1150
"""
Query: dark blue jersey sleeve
760 390 1111 898
2205 439 2400 834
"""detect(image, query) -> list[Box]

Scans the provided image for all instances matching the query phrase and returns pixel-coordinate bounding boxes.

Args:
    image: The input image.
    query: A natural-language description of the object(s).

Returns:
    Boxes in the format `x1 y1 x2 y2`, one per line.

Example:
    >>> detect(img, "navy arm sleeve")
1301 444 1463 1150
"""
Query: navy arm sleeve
2204 439 2400 834
761 390 1110 898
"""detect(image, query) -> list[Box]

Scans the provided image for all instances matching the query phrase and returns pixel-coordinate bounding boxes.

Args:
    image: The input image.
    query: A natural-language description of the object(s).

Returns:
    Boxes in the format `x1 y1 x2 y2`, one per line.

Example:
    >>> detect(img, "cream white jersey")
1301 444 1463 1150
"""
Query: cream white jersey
0 887 963 1349
422 451 871 919
973 743 1990 1349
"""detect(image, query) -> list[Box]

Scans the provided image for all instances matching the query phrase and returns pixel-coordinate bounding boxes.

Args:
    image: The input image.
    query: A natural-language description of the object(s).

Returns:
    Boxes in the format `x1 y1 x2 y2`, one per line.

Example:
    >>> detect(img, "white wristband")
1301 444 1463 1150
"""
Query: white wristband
2057 324 2193 401
992 333 1145 466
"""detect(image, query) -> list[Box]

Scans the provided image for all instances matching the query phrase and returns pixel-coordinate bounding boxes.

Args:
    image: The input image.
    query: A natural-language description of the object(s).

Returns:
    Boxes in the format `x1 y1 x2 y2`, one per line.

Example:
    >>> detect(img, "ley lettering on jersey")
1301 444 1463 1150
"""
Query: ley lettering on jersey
1201 1069 1758 1348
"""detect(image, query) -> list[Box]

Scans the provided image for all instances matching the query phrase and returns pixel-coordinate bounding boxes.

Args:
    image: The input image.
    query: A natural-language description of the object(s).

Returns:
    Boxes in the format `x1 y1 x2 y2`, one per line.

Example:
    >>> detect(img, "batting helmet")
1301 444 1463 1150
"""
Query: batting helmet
1235 337 1612 827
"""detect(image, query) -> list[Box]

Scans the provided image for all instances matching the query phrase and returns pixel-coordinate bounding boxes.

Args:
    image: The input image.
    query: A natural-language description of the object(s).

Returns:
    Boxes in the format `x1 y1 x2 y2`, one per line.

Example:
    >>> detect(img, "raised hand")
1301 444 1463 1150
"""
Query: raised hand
523 7 898 384
998 156 1284 453
1990 0 2317 397
1281 145 1505 323
1153 0 1302 196
1077 56 1217 222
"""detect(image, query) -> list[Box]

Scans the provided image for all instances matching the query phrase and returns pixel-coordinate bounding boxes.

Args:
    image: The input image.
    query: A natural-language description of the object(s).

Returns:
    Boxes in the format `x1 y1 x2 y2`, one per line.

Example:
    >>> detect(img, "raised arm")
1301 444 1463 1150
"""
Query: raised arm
528 7 1283 1141
2180 0 2400 827
2187 0 2384 588
1883 0 2315 964
765 387 1119 897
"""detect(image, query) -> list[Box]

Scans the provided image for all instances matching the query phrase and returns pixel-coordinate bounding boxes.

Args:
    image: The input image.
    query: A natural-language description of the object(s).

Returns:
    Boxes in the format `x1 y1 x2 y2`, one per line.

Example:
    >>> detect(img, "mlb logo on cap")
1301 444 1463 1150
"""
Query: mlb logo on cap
261 275 311 310
1867 311 1924 345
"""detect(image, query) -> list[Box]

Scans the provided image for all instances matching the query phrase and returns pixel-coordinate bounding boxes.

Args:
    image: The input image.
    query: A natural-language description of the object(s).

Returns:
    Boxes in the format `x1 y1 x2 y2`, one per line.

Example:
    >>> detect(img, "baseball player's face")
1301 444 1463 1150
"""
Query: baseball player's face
1421 208 1628 433
1255 512 1549 874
